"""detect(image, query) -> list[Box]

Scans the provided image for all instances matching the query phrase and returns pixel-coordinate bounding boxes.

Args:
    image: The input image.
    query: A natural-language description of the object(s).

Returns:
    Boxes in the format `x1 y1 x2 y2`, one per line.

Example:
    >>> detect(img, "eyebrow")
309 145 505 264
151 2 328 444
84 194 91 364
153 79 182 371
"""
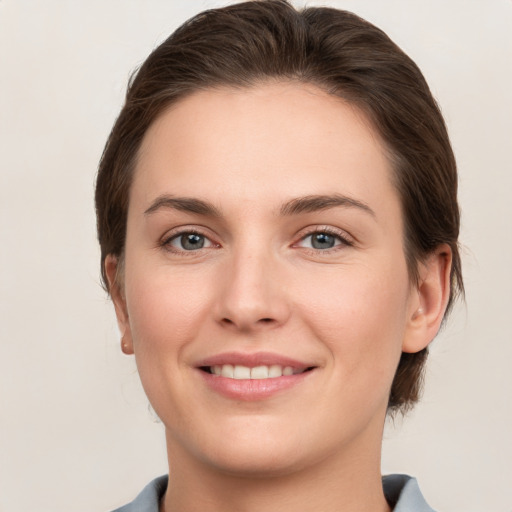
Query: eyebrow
144 195 222 217
144 193 375 218
280 194 376 218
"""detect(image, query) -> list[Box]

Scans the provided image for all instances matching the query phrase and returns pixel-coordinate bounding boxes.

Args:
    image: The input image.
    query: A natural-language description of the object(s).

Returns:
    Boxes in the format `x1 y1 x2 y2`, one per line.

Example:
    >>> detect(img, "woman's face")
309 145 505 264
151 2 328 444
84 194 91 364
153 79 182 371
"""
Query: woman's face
110 82 432 476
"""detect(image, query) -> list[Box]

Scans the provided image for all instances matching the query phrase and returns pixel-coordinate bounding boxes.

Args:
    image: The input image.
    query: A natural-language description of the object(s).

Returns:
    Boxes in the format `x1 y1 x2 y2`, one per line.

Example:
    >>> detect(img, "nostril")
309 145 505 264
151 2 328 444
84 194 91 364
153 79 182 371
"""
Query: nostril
219 316 278 328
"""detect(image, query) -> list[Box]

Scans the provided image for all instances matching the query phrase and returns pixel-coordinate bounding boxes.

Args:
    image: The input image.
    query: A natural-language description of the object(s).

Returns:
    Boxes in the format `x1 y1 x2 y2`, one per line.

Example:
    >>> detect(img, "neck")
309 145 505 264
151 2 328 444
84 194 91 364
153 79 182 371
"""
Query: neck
161 427 391 512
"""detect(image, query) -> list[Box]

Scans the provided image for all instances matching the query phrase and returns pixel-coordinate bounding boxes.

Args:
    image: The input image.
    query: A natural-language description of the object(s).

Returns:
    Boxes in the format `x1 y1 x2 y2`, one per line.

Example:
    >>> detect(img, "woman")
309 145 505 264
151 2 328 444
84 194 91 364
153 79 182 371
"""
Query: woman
96 1 463 510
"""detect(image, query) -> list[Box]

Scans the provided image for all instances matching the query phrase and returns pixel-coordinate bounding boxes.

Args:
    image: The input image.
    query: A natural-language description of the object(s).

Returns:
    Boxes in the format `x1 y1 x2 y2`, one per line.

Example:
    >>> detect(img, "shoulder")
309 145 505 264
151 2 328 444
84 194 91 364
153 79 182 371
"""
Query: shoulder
109 475 168 512
383 474 436 512
110 473 433 512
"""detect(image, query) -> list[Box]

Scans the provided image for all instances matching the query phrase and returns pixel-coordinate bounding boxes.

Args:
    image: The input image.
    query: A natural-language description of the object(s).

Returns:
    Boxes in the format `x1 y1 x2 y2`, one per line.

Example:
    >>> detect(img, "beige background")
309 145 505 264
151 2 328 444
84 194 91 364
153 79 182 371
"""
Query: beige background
1 1 511 510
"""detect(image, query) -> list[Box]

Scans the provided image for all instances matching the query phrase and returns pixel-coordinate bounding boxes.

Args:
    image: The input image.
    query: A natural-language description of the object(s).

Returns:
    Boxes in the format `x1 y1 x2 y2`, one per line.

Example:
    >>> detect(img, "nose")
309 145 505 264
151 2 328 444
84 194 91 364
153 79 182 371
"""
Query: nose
214 248 291 332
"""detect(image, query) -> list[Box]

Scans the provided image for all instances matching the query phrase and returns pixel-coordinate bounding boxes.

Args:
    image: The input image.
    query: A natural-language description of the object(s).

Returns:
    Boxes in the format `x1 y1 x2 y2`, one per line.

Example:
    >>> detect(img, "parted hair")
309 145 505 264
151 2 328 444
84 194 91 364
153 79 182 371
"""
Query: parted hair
96 0 463 413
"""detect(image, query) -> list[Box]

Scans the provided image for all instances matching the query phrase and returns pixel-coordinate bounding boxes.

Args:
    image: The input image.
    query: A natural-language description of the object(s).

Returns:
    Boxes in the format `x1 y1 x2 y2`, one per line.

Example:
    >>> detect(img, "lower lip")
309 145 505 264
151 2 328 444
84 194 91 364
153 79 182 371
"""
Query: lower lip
198 370 313 401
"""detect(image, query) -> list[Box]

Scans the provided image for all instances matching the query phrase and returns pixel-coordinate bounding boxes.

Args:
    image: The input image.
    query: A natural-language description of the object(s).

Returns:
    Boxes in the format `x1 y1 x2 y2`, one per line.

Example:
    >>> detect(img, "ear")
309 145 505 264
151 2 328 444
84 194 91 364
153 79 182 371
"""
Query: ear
402 244 452 354
105 255 134 355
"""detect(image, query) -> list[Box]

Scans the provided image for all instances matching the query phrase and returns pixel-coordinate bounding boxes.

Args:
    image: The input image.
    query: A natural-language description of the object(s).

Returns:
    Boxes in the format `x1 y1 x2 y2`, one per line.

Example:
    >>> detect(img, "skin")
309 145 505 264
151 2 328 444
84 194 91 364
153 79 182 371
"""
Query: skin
107 82 451 512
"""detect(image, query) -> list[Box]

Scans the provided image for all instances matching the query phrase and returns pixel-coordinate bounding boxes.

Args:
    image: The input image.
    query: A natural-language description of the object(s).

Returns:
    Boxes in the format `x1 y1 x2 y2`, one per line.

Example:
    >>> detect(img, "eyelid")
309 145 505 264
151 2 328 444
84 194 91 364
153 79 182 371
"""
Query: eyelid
294 225 354 250
160 226 220 253
159 224 354 254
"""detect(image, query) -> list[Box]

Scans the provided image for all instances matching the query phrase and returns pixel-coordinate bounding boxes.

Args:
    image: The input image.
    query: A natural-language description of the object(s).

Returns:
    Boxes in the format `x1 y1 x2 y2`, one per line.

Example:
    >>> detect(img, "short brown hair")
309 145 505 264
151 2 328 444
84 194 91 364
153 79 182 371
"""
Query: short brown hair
96 0 463 413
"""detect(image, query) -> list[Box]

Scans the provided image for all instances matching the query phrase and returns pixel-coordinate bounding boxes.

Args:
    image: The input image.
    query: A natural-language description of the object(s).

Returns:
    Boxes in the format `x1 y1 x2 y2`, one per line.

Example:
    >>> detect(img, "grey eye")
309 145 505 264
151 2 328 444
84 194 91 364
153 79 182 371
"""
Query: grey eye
169 232 212 251
297 230 350 251
309 232 337 249
181 233 205 250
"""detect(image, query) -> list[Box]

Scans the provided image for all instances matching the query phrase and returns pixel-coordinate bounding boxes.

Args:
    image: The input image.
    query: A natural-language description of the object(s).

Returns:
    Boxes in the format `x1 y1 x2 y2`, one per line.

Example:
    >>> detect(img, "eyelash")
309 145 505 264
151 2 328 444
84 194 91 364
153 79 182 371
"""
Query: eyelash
160 226 353 255
295 226 354 254
161 228 216 254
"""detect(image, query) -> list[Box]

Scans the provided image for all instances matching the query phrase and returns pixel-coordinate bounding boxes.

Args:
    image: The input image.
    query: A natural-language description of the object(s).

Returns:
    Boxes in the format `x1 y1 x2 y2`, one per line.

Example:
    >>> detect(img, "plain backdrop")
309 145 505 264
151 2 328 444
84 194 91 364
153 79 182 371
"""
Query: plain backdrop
1 1 511 511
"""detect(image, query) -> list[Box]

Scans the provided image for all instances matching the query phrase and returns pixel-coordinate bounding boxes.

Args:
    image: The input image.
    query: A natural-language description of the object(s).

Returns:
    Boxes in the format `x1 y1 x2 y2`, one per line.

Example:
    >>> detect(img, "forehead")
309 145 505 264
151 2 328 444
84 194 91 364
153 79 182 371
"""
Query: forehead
132 82 398 221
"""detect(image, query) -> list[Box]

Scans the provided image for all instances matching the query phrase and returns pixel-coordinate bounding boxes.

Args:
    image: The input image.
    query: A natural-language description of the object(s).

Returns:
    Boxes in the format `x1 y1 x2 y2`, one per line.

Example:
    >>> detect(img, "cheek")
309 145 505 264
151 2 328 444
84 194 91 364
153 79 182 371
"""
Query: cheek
294 260 410 382
124 261 214 352
121 263 216 423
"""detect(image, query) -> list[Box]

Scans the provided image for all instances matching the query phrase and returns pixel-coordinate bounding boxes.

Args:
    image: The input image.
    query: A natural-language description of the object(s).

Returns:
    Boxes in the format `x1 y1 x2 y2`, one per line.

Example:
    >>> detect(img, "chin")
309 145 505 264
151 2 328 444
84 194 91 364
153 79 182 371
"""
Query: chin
203 442 311 479
168 416 317 478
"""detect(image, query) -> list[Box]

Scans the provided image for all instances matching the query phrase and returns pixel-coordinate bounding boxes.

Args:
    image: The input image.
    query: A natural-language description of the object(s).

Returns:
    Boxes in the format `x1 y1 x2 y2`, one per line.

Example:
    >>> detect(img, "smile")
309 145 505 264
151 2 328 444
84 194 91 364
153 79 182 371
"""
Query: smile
196 352 317 400
204 364 309 379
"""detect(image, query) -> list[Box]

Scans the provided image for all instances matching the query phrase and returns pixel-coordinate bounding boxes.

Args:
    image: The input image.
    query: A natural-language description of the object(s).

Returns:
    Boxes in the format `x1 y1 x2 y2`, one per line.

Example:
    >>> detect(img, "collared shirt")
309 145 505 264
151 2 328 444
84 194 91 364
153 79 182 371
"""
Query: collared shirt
111 474 435 512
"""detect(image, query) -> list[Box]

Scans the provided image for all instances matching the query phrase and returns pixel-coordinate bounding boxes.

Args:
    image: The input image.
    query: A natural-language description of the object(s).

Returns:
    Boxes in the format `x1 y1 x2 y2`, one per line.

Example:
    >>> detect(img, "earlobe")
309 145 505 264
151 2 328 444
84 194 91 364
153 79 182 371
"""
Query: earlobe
402 245 452 354
121 336 133 355
105 255 134 355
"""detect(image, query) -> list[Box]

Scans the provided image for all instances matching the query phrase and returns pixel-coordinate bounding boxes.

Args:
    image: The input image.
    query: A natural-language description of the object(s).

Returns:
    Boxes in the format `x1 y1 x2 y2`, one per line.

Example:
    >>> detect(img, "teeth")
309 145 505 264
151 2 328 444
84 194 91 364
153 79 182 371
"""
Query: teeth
220 364 234 378
268 364 283 378
234 365 251 379
251 365 269 379
210 364 303 379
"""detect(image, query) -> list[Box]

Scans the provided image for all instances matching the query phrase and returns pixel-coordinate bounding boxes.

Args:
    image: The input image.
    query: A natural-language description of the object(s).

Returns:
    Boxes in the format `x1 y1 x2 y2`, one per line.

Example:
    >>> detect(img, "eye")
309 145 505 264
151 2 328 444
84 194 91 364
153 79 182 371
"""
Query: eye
166 232 214 251
297 229 352 251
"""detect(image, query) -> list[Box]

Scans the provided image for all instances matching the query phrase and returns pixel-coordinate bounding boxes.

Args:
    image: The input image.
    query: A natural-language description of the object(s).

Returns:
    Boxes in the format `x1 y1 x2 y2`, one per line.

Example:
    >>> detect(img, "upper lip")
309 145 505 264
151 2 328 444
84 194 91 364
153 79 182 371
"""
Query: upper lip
195 351 316 370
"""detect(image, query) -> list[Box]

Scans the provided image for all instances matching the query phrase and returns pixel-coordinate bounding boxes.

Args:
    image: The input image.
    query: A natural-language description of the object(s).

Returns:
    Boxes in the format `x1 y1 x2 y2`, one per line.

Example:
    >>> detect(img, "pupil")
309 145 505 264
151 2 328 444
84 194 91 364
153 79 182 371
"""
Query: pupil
182 234 204 250
312 233 335 249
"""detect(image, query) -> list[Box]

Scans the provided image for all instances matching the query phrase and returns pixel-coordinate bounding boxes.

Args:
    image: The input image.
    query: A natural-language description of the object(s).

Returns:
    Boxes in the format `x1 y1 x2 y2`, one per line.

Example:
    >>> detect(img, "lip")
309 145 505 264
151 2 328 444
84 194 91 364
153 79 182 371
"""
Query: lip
195 351 317 401
196 351 312 370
